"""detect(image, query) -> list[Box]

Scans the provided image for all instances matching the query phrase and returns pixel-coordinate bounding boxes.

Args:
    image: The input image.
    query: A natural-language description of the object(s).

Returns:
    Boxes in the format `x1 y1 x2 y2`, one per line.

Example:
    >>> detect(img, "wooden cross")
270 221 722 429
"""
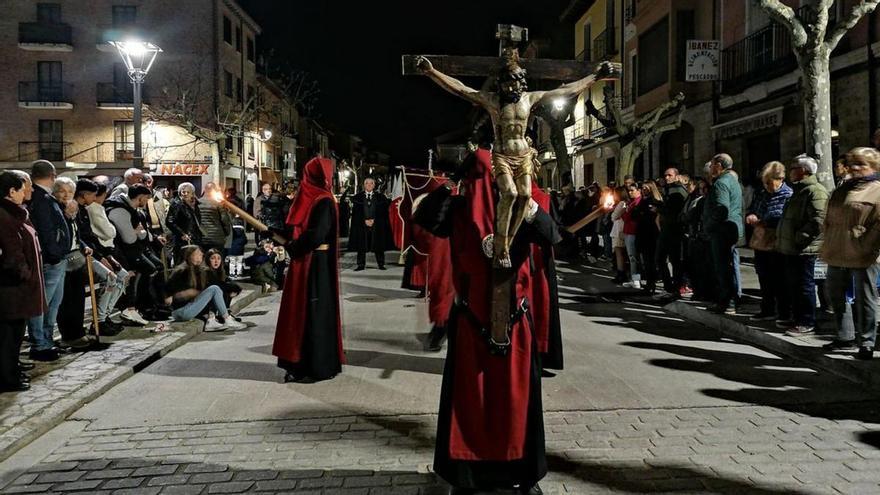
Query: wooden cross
401 24 595 81
403 25 599 355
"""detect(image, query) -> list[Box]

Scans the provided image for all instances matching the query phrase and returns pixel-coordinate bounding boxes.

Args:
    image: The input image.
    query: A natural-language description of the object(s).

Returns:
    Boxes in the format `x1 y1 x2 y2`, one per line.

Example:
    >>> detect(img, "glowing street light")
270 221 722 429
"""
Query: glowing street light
552 98 567 112
110 40 162 169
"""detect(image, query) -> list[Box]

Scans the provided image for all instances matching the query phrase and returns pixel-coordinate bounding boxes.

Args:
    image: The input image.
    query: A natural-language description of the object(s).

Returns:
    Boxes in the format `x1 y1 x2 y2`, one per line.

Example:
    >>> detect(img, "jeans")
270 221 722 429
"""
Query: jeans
27 260 67 351
92 262 128 321
602 233 613 259
827 264 879 348
784 255 817 327
171 285 228 322
624 234 640 282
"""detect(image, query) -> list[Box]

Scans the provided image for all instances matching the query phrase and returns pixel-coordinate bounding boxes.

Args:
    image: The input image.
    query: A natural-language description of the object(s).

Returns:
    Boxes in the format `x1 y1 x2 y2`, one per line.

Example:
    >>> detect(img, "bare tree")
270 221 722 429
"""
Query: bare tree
587 87 685 181
757 0 880 189
534 103 575 187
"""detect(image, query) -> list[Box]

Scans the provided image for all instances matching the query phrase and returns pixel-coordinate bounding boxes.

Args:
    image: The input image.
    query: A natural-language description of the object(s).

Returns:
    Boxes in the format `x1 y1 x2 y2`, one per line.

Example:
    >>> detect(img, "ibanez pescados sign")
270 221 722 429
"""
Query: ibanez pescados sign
686 40 720 82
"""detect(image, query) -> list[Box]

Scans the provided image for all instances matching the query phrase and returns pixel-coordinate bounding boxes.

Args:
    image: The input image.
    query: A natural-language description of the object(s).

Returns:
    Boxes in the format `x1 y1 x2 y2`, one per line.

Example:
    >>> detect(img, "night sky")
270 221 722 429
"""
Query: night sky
240 0 573 166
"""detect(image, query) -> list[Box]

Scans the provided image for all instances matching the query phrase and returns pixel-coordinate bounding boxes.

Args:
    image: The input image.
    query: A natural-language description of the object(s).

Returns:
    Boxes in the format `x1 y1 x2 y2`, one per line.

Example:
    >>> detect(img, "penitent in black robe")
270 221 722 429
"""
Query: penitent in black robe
415 185 561 491
277 198 342 381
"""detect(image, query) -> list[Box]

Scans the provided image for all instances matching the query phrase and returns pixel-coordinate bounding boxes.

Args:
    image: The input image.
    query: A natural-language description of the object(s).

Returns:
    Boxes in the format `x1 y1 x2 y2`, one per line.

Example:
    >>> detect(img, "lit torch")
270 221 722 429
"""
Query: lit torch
210 191 288 245
566 192 616 234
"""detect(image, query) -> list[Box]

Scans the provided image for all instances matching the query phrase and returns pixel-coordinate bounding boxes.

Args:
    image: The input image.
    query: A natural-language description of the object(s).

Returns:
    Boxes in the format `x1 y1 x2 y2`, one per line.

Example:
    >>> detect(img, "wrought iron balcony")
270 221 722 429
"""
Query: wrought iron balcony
721 22 795 94
96 82 149 107
18 22 73 48
592 28 618 62
18 82 74 107
18 141 70 162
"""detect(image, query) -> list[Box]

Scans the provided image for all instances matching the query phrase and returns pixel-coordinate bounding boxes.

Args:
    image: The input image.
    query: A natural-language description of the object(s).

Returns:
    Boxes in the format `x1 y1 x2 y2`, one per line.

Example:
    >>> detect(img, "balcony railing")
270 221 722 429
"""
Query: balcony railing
18 141 70 161
96 82 148 106
722 6 847 94
721 22 795 94
96 141 134 162
18 22 72 46
18 82 74 105
624 5 637 24
592 28 618 62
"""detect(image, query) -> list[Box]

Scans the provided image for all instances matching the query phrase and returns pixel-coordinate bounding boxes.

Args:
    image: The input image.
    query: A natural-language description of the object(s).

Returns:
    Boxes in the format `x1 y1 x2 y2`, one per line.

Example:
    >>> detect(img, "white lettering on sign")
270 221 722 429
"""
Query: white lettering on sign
686 40 720 82
155 163 211 176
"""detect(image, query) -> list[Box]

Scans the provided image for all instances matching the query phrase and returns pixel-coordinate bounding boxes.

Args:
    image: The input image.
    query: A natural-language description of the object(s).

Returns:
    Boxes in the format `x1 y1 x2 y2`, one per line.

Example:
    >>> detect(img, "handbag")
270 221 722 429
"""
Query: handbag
749 223 777 252
65 250 87 272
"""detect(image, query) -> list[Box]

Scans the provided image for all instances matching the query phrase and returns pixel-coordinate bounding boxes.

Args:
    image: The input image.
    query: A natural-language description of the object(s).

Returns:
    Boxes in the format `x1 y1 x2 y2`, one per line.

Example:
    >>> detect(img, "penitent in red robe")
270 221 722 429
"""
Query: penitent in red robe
530 184 564 370
414 148 561 490
273 158 345 381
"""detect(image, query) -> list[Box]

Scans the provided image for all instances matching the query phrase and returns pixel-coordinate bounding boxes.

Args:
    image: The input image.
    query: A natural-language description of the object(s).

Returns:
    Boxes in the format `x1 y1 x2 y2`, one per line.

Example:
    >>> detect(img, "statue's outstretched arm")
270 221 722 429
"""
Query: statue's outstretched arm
534 61 621 107
416 56 488 107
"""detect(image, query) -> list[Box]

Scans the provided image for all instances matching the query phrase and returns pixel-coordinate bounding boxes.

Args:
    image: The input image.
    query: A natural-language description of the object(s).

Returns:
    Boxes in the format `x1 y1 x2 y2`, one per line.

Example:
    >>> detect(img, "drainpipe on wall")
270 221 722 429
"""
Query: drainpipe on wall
869 10 877 140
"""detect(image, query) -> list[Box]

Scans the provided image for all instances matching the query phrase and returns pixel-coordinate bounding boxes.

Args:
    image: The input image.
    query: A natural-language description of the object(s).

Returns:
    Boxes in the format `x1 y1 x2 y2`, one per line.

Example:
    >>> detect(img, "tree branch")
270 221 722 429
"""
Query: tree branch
757 0 809 48
826 0 880 50
652 104 686 136
602 86 630 135
634 93 684 133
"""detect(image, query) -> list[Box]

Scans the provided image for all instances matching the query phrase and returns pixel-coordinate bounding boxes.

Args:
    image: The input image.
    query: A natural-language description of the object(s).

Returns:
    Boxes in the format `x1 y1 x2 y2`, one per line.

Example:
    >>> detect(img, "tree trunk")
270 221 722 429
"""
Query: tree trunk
801 51 835 190
548 121 573 187
618 142 639 182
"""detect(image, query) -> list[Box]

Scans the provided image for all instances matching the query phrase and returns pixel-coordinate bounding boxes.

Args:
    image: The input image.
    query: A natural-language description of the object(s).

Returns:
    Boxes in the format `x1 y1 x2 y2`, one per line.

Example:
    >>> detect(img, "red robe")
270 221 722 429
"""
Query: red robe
417 149 554 490
273 158 345 366
531 185 552 354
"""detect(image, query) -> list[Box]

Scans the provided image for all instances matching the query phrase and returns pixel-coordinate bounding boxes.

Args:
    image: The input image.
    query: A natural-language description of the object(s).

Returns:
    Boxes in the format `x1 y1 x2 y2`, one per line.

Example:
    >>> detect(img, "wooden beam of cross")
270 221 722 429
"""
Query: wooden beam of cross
401 24 595 81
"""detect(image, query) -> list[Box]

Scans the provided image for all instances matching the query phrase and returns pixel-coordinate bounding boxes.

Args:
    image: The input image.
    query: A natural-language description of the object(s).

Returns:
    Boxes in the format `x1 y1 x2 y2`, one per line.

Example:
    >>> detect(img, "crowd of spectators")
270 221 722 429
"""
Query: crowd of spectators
558 145 880 361
0 162 272 392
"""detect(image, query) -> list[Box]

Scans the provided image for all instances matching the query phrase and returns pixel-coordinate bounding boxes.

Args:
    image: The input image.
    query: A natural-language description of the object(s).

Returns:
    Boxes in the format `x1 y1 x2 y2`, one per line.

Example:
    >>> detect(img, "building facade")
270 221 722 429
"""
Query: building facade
0 0 293 195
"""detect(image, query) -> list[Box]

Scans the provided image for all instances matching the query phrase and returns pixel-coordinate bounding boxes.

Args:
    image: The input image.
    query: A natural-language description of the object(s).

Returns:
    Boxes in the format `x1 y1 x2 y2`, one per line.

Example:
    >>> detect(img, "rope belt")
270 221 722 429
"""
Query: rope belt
315 244 330 251
453 297 529 357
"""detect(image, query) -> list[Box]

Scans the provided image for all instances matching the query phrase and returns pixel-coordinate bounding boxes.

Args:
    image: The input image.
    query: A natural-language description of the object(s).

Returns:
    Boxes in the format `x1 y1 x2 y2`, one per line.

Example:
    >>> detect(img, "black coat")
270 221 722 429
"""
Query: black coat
166 197 203 247
348 191 392 252
28 186 71 265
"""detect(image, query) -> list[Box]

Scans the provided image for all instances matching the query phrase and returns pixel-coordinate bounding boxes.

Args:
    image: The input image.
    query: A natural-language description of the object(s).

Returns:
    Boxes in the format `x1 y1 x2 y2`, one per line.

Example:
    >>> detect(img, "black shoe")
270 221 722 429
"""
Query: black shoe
0 382 30 393
541 369 557 378
29 349 59 362
857 346 874 360
518 484 543 495
283 372 298 383
823 340 857 351
354 266 365 272
709 304 735 315
426 332 444 352
378 265 387 270
19 361 35 371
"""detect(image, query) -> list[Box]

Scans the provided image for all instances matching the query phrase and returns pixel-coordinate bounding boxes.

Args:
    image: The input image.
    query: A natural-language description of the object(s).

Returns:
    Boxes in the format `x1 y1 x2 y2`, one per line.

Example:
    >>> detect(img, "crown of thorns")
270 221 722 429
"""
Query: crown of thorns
500 48 527 81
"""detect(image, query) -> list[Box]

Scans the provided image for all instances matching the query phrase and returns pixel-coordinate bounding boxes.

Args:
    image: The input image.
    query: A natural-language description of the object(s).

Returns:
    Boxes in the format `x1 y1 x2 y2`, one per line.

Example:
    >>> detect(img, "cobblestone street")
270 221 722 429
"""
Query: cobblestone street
1 262 879 494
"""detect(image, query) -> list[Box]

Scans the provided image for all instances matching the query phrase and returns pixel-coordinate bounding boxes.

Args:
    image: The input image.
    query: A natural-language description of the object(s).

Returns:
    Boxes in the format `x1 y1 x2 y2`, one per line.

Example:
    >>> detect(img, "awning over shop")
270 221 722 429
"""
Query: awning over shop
712 107 783 140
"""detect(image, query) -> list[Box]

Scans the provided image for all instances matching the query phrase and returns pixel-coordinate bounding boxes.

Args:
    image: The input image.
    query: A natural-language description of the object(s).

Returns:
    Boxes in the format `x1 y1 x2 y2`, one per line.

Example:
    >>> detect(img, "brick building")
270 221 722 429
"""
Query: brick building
0 0 301 195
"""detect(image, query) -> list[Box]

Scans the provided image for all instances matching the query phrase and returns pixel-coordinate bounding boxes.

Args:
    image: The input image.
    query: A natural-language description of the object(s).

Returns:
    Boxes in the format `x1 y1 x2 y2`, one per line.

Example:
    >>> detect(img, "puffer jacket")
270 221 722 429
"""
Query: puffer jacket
776 175 828 256
820 175 880 268
197 197 231 248
748 183 793 228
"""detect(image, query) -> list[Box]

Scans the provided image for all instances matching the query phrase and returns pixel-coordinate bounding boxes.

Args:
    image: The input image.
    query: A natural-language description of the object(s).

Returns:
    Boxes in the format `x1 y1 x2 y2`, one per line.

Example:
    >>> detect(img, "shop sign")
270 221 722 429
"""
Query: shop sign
154 163 211 176
713 108 784 140
686 40 720 82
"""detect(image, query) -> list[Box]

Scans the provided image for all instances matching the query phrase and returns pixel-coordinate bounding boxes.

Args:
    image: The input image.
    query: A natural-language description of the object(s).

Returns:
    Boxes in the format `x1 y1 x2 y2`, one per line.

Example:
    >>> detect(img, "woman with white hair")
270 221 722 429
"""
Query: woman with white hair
166 182 203 264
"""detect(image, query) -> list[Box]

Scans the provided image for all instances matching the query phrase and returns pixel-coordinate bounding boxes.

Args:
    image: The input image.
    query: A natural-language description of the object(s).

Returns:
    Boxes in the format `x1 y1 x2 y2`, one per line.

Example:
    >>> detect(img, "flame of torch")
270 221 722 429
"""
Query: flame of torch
566 192 616 234
602 193 615 210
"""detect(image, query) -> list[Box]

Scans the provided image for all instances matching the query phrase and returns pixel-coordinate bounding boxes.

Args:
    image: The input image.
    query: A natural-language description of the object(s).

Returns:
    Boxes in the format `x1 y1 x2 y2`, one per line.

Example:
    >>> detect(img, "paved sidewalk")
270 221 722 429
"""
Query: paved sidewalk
5 404 880 494
0 285 261 463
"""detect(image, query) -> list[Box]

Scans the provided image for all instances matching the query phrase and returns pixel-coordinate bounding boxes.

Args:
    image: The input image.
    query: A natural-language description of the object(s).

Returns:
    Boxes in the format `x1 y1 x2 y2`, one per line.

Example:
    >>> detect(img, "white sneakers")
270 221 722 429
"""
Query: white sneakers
204 315 226 332
623 280 642 289
204 314 248 332
121 308 149 326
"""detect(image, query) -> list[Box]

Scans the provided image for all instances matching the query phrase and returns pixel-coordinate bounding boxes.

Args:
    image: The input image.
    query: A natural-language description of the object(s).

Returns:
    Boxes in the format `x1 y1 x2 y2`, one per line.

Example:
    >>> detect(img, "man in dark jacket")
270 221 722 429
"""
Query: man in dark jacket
26 160 70 361
658 168 689 296
349 177 391 271
106 186 162 312
166 182 203 264
776 155 829 336
198 183 232 253
702 154 744 314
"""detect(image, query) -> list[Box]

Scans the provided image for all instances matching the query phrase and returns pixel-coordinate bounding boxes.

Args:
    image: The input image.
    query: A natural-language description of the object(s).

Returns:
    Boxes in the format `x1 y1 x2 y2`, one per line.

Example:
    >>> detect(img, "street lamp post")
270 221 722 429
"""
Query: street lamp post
110 40 161 169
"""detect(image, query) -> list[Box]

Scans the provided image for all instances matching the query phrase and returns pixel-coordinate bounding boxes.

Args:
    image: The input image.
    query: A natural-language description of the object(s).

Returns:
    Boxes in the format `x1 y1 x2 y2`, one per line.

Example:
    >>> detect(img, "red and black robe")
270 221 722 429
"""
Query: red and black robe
273 158 345 381
414 149 561 490
531 184 564 371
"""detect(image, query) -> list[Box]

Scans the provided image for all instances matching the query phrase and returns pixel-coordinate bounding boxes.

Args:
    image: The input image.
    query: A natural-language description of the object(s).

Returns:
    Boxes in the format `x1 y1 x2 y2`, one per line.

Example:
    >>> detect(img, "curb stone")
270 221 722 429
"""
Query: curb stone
0 286 263 463
665 300 880 393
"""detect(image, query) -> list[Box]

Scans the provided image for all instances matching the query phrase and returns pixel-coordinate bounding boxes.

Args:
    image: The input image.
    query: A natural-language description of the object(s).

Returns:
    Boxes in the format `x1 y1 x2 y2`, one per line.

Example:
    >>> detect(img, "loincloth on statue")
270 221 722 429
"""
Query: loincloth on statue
492 149 533 180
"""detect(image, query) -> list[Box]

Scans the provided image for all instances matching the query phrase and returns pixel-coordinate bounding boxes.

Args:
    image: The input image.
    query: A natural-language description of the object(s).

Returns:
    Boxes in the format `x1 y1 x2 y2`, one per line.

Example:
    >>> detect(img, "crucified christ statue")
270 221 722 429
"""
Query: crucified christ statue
417 49 619 267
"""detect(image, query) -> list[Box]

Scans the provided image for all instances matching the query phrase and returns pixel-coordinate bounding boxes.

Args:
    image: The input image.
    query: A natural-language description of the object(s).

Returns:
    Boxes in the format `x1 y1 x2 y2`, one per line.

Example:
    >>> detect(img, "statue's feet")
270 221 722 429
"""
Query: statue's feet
494 254 512 268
